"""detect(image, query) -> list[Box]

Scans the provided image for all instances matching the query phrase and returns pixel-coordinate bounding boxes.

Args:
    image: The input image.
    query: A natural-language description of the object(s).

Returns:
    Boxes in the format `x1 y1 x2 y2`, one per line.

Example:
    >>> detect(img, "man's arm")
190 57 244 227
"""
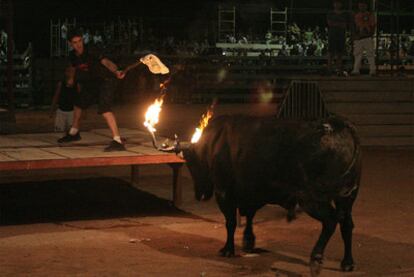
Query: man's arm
101 58 125 79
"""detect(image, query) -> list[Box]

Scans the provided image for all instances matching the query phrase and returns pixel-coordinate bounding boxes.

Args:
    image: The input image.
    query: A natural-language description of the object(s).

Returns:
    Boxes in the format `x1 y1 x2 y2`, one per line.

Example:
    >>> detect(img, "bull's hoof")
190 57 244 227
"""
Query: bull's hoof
341 260 355 272
309 254 323 277
242 236 256 253
219 246 235 257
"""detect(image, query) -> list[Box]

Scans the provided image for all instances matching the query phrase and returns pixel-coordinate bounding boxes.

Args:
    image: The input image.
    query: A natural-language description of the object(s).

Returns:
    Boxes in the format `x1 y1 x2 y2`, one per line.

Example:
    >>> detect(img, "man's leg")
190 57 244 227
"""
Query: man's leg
71 106 82 129
365 38 376 75
351 40 363 75
102 111 121 138
99 80 126 151
57 106 82 143
102 111 125 151
54 109 65 132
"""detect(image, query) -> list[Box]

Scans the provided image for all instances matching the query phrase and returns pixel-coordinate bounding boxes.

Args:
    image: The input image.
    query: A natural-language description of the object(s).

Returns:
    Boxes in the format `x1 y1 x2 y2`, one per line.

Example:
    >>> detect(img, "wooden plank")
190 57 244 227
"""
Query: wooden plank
63 132 110 145
319 79 413 92
23 132 115 146
0 148 66 161
0 155 184 171
13 132 67 145
357 125 414 137
0 153 16 162
9 134 55 147
44 146 140 159
0 136 49 148
127 144 172 156
91 128 151 144
349 114 414 125
323 91 414 102
361 136 414 146
327 102 414 115
91 128 149 138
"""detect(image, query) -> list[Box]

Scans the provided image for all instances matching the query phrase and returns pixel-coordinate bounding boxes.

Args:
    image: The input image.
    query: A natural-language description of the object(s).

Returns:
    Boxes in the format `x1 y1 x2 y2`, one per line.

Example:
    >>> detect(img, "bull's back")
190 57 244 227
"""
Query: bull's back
196 115 360 203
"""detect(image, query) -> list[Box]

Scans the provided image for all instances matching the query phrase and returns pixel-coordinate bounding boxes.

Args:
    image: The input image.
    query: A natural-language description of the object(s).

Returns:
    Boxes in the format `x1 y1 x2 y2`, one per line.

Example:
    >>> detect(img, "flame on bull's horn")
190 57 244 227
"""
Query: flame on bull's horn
144 94 165 133
191 108 214 144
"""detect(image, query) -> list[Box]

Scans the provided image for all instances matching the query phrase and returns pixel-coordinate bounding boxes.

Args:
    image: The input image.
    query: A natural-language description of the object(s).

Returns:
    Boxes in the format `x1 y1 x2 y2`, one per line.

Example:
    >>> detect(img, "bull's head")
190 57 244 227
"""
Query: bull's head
159 137 214 201
143 87 216 201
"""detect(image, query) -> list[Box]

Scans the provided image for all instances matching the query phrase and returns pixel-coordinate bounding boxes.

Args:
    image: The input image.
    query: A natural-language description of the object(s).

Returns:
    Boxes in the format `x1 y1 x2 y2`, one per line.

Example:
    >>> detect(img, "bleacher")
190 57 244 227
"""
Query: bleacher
0 44 33 108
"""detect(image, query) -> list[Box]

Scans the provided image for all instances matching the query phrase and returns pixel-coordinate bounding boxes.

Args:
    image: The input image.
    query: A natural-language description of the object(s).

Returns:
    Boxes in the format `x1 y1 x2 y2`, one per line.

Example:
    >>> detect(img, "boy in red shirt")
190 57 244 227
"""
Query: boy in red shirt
351 1 376 75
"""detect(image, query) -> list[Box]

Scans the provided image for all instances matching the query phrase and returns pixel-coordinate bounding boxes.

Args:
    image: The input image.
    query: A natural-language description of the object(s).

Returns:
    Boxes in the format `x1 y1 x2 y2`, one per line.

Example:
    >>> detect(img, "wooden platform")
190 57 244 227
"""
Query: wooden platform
0 128 185 206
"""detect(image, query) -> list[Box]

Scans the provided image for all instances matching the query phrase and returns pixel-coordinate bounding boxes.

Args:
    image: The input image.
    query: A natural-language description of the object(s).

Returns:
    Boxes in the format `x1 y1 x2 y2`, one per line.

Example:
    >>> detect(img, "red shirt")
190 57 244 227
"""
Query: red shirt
354 12 376 39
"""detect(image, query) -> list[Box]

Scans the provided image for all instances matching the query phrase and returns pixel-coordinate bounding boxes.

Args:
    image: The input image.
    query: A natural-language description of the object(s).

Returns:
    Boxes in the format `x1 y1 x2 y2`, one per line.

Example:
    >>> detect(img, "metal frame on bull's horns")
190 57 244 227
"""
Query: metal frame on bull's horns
149 133 183 154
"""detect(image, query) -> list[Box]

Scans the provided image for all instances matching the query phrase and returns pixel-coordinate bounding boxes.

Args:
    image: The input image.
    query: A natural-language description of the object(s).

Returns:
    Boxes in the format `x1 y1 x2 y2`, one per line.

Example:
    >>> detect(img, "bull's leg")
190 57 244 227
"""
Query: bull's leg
335 192 358 272
216 196 237 257
242 209 257 252
302 201 337 276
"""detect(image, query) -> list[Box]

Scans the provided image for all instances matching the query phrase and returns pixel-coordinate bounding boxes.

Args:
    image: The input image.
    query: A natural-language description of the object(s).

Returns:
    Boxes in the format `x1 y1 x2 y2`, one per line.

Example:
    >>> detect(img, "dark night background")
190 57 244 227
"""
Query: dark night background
3 0 414 56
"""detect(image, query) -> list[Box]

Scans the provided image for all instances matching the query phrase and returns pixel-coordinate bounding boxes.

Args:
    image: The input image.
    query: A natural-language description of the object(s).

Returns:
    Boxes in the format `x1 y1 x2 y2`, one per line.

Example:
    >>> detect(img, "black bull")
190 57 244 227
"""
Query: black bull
181 115 361 274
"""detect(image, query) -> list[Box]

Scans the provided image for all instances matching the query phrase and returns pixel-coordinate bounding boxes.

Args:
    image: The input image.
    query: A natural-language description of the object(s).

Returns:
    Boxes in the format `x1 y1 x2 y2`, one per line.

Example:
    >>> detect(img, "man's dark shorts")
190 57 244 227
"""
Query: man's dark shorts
74 79 116 114
328 32 346 55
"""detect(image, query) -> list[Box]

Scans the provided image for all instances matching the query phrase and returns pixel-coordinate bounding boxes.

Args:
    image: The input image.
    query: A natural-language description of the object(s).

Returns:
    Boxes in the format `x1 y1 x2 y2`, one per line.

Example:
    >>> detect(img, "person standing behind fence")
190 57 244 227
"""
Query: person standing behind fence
351 0 376 76
51 66 80 132
327 0 348 76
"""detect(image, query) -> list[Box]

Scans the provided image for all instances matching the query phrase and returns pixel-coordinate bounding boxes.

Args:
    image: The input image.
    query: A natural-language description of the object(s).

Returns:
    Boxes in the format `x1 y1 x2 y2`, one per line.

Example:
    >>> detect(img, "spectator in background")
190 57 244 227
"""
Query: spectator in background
315 38 325 56
278 45 288 56
265 31 273 45
290 22 301 36
93 31 103 46
83 29 90 45
327 0 348 75
0 29 8 62
304 27 314 44
61 23 68 55
351 0 376 76
238 35 248 44
51 66 80 132
226 34 237 43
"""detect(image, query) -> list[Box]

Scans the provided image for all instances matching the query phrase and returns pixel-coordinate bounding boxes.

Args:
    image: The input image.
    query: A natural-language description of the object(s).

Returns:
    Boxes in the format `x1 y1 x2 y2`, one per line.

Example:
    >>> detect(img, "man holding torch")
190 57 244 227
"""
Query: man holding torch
58 29 127 151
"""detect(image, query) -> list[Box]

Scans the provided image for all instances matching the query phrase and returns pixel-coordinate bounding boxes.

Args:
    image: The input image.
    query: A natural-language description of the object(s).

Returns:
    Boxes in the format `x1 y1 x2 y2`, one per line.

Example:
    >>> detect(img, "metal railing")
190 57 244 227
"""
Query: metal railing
278 81 329 120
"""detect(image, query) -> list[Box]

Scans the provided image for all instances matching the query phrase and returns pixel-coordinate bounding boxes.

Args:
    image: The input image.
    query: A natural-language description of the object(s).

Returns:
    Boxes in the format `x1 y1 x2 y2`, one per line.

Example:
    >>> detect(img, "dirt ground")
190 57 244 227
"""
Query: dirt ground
0 103 413 276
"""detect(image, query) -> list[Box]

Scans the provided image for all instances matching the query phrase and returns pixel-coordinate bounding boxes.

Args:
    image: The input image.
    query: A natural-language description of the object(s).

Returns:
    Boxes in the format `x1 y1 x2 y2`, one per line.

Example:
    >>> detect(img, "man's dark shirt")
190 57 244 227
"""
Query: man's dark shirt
68 46 113 84
327 10 348 37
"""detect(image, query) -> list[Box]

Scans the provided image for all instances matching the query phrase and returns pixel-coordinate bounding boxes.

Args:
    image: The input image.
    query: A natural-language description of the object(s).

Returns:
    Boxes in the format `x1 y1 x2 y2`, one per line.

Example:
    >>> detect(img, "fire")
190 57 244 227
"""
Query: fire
191 109 213 144
144 95 165 133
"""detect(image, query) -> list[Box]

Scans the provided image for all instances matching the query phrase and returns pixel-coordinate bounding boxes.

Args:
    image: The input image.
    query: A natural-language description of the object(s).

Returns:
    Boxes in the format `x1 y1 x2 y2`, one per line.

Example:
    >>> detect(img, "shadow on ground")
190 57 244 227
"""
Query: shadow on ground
0 177 195 225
